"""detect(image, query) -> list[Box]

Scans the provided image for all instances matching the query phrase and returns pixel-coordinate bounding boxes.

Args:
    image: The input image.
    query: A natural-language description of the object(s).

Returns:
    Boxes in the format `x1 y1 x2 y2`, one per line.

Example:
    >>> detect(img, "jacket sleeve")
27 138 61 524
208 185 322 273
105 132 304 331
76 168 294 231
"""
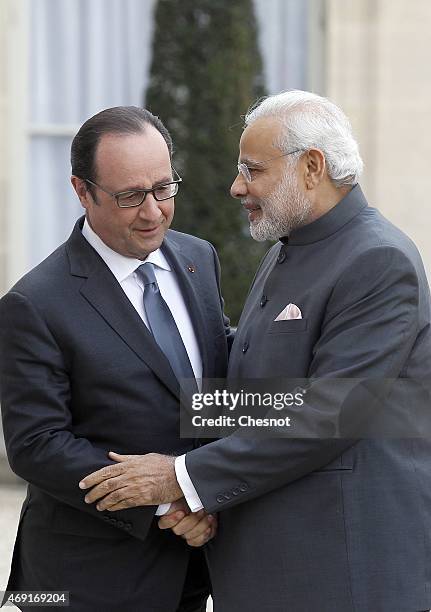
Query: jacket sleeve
0 290 154 541
185 246 422 513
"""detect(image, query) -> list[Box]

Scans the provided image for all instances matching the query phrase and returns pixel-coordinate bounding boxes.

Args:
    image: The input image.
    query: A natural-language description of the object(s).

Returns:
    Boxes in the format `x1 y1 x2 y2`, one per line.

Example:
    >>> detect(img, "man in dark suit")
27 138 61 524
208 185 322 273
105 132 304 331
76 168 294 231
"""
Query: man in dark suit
80 91 431 612
0 106 230 611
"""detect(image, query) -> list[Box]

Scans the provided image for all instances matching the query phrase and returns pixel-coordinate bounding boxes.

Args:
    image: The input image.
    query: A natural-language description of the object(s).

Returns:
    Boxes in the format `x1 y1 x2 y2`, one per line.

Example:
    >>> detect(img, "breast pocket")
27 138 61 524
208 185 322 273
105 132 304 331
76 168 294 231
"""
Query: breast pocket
267 318 308 334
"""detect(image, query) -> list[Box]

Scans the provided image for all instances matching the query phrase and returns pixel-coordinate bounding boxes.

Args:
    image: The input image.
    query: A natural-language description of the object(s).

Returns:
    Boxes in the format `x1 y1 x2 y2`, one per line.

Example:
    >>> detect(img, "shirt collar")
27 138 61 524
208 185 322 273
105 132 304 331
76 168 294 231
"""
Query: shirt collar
81 218 171 283
281 184 368 246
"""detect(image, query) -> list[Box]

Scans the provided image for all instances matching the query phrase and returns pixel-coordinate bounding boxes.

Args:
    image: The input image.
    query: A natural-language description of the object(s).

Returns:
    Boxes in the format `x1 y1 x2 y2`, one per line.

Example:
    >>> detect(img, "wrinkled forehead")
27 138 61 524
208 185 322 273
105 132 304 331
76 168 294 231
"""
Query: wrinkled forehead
95 129 171 184
239 116 283 162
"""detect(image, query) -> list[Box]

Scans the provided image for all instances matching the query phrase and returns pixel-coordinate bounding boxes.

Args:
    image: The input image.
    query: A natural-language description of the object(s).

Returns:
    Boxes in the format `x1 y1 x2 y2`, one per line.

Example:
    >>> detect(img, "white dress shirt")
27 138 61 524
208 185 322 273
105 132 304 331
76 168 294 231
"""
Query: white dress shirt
82 219 204 513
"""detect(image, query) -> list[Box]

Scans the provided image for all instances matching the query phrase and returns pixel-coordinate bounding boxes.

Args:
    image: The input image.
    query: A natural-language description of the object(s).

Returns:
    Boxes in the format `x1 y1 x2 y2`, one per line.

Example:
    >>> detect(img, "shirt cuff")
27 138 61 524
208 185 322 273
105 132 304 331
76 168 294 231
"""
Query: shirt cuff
155 503 171 516
175 454 204 512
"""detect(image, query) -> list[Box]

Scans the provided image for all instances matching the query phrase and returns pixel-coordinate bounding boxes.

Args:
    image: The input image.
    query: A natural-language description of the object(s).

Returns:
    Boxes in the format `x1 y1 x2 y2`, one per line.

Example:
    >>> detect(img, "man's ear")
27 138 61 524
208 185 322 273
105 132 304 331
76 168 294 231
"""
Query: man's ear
71 176 93 210
303 149 326 190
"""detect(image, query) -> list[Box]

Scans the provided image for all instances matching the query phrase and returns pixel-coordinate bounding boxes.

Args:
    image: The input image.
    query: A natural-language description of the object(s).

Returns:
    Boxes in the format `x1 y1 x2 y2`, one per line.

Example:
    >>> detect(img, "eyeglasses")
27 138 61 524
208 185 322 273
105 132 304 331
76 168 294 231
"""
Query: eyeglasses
84 168 182 208
237 150 302 182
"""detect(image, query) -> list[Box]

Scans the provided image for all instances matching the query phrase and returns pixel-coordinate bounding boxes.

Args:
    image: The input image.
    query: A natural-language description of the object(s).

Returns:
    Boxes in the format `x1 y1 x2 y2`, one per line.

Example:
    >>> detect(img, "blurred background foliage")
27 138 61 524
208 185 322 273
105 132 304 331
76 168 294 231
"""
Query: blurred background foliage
146 0 270 324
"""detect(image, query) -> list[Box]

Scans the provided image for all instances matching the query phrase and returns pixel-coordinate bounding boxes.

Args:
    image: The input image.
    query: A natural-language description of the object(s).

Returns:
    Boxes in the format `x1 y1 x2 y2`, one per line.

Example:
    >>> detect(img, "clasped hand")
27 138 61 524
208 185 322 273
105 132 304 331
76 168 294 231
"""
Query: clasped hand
79 451 216 547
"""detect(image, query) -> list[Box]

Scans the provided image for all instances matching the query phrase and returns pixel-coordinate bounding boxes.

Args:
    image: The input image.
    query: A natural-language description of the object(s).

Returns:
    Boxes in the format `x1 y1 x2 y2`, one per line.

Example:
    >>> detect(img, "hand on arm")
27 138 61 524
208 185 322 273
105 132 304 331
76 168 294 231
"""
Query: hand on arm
80 451 217 545
80 451 183 510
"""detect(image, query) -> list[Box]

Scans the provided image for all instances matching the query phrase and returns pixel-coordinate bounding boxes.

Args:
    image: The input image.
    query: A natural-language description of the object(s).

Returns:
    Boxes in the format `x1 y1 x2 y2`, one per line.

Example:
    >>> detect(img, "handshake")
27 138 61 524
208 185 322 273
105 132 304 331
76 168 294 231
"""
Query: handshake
157 498 217 547
79 451 217 547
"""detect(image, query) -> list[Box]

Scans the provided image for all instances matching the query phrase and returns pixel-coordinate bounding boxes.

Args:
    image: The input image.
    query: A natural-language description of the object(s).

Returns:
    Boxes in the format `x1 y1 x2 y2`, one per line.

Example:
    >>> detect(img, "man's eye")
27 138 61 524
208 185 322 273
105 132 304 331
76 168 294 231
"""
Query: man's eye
118 192 143 206
154 184 176 199
155 185 171 194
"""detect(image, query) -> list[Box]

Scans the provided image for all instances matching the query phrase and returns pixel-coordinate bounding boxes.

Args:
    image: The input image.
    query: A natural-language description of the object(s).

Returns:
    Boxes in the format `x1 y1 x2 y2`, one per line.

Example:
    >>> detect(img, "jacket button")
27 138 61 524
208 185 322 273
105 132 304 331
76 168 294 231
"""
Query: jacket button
242 341 249 353
260 295 268 308
277 250 287 264
239 483 249 492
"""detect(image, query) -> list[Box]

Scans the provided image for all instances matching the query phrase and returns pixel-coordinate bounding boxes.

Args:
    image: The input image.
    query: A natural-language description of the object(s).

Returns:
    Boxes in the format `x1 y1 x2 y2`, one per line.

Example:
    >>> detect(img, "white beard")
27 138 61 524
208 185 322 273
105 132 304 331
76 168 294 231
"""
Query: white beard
248 166 313 242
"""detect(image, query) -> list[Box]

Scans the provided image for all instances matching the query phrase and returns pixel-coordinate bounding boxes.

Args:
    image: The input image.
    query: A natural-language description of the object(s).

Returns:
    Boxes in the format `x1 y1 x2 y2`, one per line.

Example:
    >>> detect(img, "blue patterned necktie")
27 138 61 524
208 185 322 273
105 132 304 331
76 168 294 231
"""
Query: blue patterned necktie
136 262 196 388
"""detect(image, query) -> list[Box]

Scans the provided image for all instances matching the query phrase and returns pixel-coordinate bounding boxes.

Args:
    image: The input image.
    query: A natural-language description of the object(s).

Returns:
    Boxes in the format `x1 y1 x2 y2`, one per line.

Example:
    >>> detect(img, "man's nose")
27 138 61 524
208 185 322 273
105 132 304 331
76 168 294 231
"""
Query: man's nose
138 194 163 220
230 173 248 199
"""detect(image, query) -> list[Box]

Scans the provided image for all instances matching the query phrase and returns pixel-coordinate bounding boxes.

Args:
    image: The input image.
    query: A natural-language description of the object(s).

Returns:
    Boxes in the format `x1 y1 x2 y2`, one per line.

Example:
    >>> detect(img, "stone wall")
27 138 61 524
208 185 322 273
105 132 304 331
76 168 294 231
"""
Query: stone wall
326 0 431 277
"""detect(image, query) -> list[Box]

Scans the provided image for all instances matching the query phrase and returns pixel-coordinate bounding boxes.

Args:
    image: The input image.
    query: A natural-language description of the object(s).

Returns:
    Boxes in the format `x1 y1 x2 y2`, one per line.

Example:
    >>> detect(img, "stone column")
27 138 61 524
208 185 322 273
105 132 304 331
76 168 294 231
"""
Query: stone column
0 0 29 297
0 0 28 478
326 0 431 277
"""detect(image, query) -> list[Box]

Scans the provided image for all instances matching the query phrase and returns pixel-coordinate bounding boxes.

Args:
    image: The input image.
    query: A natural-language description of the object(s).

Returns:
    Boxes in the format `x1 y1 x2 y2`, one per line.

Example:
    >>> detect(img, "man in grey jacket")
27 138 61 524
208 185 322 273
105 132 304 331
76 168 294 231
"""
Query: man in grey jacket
81 91 431 612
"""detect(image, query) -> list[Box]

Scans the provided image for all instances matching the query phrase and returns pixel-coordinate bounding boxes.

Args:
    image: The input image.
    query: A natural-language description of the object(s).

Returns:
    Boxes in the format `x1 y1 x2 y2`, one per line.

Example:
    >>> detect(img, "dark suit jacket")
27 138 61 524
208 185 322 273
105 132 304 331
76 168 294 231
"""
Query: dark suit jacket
186 185 431 612
0 218 230 611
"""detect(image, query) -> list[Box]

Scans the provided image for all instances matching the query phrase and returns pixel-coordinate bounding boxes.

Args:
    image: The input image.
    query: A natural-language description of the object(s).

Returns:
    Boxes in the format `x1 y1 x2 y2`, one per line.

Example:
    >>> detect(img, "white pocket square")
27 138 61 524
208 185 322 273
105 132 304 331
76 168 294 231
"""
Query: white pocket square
274 303 302 321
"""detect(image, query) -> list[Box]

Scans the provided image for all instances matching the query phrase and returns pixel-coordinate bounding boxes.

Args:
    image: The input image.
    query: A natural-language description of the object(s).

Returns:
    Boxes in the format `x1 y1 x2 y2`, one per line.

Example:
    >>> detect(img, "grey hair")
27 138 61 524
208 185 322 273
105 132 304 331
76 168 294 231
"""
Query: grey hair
245 90 363 187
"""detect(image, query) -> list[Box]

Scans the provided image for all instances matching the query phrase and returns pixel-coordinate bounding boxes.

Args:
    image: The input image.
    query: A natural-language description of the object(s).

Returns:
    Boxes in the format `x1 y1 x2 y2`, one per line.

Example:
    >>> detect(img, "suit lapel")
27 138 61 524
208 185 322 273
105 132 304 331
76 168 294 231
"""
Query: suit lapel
162 236 211 378
66 220 180 399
